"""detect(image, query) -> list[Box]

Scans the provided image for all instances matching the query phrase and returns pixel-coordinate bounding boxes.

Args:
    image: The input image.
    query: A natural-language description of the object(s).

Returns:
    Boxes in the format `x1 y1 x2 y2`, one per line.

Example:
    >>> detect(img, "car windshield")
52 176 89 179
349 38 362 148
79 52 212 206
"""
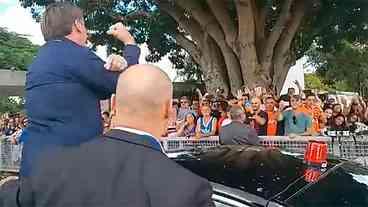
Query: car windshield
173 145 340 203
286 162 368 207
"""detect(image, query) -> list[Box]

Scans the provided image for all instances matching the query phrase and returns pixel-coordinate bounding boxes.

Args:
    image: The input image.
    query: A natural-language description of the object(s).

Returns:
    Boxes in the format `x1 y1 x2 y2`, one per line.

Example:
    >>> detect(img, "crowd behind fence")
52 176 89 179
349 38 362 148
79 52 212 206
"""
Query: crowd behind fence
0 136 22 172
2 135 368 173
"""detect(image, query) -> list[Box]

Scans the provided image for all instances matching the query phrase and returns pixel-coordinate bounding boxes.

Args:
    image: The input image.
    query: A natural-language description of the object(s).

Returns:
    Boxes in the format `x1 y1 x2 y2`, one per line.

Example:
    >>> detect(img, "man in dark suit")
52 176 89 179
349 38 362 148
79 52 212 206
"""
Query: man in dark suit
18 64 214 207
220 105 260 145
21 2 140 177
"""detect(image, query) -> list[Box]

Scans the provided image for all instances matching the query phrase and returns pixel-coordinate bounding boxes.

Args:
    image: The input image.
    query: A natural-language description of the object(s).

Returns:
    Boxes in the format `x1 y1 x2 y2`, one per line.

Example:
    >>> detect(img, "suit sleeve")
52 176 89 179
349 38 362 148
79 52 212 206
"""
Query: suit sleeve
219 129 225 145
74 45 140 100
124 44 141 66
247 128 261 145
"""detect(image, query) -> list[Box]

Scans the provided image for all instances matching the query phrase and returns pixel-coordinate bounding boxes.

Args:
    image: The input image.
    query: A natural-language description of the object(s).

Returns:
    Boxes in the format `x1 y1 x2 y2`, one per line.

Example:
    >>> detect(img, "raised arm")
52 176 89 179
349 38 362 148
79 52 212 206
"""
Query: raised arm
73 23 140 100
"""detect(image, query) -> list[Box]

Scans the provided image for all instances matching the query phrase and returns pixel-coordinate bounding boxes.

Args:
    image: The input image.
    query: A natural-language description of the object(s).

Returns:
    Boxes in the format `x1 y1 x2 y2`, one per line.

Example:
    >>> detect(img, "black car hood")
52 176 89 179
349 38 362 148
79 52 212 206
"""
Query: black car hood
286 162 368 207
172 145 368 206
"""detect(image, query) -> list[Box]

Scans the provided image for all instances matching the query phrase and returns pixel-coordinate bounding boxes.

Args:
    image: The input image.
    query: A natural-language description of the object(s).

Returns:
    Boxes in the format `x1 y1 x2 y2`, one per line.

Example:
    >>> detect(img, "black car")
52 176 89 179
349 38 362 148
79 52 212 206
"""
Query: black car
170 145 368 207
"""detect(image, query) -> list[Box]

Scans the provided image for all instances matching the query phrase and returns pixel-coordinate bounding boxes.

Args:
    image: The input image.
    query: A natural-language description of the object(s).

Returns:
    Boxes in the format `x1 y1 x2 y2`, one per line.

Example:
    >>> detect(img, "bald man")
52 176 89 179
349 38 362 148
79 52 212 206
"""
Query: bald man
18 64 214 207
220 105 260 145
245 97 268 136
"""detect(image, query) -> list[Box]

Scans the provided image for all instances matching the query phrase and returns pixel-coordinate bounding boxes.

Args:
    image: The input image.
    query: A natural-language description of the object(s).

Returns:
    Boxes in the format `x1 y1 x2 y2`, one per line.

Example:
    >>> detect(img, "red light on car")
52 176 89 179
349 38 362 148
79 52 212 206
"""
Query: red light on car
304 140 328 167
304 168 322 183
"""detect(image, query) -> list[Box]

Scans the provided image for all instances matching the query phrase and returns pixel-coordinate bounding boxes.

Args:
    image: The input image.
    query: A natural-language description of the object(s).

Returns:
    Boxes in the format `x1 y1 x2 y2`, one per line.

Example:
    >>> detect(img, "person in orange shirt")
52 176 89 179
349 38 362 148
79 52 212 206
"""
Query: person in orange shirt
300 94 325 134
265 97 279 136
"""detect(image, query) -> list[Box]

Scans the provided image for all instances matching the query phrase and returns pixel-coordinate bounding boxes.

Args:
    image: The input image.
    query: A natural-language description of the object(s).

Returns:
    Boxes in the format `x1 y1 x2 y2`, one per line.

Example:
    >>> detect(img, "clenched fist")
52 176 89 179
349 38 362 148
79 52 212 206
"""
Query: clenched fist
107 22 135 45
104 54 128 71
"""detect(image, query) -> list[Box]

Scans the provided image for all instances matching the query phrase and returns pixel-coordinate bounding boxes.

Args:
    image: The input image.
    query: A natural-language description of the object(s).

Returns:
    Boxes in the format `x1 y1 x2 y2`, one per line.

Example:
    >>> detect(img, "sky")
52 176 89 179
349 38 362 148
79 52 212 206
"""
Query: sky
0 0 177 80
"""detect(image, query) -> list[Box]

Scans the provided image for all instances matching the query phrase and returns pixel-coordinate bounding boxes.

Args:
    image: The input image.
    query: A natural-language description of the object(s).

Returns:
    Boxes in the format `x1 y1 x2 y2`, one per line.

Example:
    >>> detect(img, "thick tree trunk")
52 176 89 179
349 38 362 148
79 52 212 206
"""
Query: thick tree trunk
158 0 308 96
200 35 230 95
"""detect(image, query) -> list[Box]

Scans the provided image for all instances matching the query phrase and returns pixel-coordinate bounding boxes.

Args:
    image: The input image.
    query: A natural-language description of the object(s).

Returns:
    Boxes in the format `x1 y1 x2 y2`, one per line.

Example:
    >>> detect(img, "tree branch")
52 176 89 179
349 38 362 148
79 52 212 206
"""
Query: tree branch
175 33 201 63
174 0 235 52
175 0 243 93
235 0 262 84
235 0 256 48
261 0 294 63
254 1 267 43
276 0 306 58
158 1 203 45
273 0 307 91
206 0 237 49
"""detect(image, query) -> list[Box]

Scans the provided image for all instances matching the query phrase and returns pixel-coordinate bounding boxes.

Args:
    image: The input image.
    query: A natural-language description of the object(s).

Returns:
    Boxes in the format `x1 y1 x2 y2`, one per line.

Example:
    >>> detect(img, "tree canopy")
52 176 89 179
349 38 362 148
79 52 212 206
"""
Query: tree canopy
0 27 39 71
20 0 368 95
304 73 352 92
308 40 368 94
0 97 25 115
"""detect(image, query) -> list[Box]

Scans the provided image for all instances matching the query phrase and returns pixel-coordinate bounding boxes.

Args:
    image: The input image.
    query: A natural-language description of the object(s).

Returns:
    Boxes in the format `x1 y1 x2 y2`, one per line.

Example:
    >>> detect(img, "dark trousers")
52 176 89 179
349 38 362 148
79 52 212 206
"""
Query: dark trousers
0 176 34 207
0 176 19 207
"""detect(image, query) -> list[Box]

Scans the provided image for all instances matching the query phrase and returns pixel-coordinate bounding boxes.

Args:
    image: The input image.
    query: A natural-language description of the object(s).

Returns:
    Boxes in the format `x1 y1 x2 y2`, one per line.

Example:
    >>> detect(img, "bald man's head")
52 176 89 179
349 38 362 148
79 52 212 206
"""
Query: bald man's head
114 64 173 137
251 97 262 111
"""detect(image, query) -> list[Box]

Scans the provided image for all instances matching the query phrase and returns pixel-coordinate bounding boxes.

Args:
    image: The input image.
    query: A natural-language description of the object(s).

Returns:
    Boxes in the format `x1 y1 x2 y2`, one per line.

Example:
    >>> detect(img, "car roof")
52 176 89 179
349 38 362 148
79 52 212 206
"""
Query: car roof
172 145 352 205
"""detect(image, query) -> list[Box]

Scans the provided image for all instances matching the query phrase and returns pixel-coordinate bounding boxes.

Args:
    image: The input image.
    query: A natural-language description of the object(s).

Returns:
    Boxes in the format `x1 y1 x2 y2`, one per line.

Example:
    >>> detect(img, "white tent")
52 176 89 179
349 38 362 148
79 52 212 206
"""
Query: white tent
280 57 308 95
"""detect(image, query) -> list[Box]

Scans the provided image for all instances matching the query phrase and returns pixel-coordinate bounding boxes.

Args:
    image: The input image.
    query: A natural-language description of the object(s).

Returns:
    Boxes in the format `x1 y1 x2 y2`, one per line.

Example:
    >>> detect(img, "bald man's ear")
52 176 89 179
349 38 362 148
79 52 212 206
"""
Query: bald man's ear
162 99 171 119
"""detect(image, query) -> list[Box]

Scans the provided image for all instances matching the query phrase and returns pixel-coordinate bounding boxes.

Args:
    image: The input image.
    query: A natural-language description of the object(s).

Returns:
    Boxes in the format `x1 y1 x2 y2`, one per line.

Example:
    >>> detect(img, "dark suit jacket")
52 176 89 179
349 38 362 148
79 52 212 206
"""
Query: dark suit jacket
21 38 140 176
219 121 260 145
18 129 214 207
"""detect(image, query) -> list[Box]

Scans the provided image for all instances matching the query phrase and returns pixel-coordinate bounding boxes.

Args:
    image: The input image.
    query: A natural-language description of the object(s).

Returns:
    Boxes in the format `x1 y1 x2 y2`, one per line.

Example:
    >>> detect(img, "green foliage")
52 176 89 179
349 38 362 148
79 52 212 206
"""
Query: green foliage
0 28 39 71
304 73 329 91
308 40 368 93
331 80 353 92
0 97 25 115
304 73 353 92
170 51 203 83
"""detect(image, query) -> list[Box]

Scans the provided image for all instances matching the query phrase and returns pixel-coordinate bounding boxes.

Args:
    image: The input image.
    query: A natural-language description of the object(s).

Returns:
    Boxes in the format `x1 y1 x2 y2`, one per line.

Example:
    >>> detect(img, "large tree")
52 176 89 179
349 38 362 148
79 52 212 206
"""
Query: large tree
20 0 368 95
308 40 368 94
0 27 39 71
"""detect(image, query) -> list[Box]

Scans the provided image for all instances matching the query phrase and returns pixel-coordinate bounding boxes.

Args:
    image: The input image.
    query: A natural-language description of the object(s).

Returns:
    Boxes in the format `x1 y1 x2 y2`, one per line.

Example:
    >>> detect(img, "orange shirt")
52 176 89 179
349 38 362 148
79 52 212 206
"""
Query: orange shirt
299 105 323 133
267 111 278 136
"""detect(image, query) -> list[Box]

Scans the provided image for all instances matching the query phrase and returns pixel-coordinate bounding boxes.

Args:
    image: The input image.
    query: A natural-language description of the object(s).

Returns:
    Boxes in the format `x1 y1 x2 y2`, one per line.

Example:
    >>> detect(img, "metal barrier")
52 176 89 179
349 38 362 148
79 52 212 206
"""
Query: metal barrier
161 136 333 154
161 137 220 153
3 135 368 172
259 136 334 154
0 136 21 172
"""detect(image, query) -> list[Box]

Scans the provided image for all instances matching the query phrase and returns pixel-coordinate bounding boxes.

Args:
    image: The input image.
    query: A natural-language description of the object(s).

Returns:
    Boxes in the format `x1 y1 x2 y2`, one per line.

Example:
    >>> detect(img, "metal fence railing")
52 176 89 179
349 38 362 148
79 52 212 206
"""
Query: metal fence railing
259 136 334 154
0 136 22 172
2 135 368 172
161 137 220 153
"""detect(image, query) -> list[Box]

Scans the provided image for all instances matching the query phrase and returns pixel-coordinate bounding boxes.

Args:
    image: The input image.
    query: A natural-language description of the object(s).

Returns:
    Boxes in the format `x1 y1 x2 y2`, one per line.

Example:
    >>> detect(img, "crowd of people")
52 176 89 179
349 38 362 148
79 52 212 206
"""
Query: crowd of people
4 83 368 144
0 114 28 144
163 82 368 139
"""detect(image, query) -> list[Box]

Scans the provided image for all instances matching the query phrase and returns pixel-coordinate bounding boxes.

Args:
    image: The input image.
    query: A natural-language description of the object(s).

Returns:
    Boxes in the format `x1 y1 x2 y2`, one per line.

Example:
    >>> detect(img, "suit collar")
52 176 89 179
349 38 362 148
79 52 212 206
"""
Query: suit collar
113 127 155 138
104 129 165 154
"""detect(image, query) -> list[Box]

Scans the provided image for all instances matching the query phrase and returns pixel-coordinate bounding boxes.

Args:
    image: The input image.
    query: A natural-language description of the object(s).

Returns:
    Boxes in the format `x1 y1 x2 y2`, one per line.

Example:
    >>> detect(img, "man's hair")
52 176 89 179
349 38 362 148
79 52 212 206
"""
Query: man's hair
102 111 110 117
251 97 262 104
229 105 244 120
41 2 84 41
265 96 275 103
291 95 301 101
306 93 316 98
